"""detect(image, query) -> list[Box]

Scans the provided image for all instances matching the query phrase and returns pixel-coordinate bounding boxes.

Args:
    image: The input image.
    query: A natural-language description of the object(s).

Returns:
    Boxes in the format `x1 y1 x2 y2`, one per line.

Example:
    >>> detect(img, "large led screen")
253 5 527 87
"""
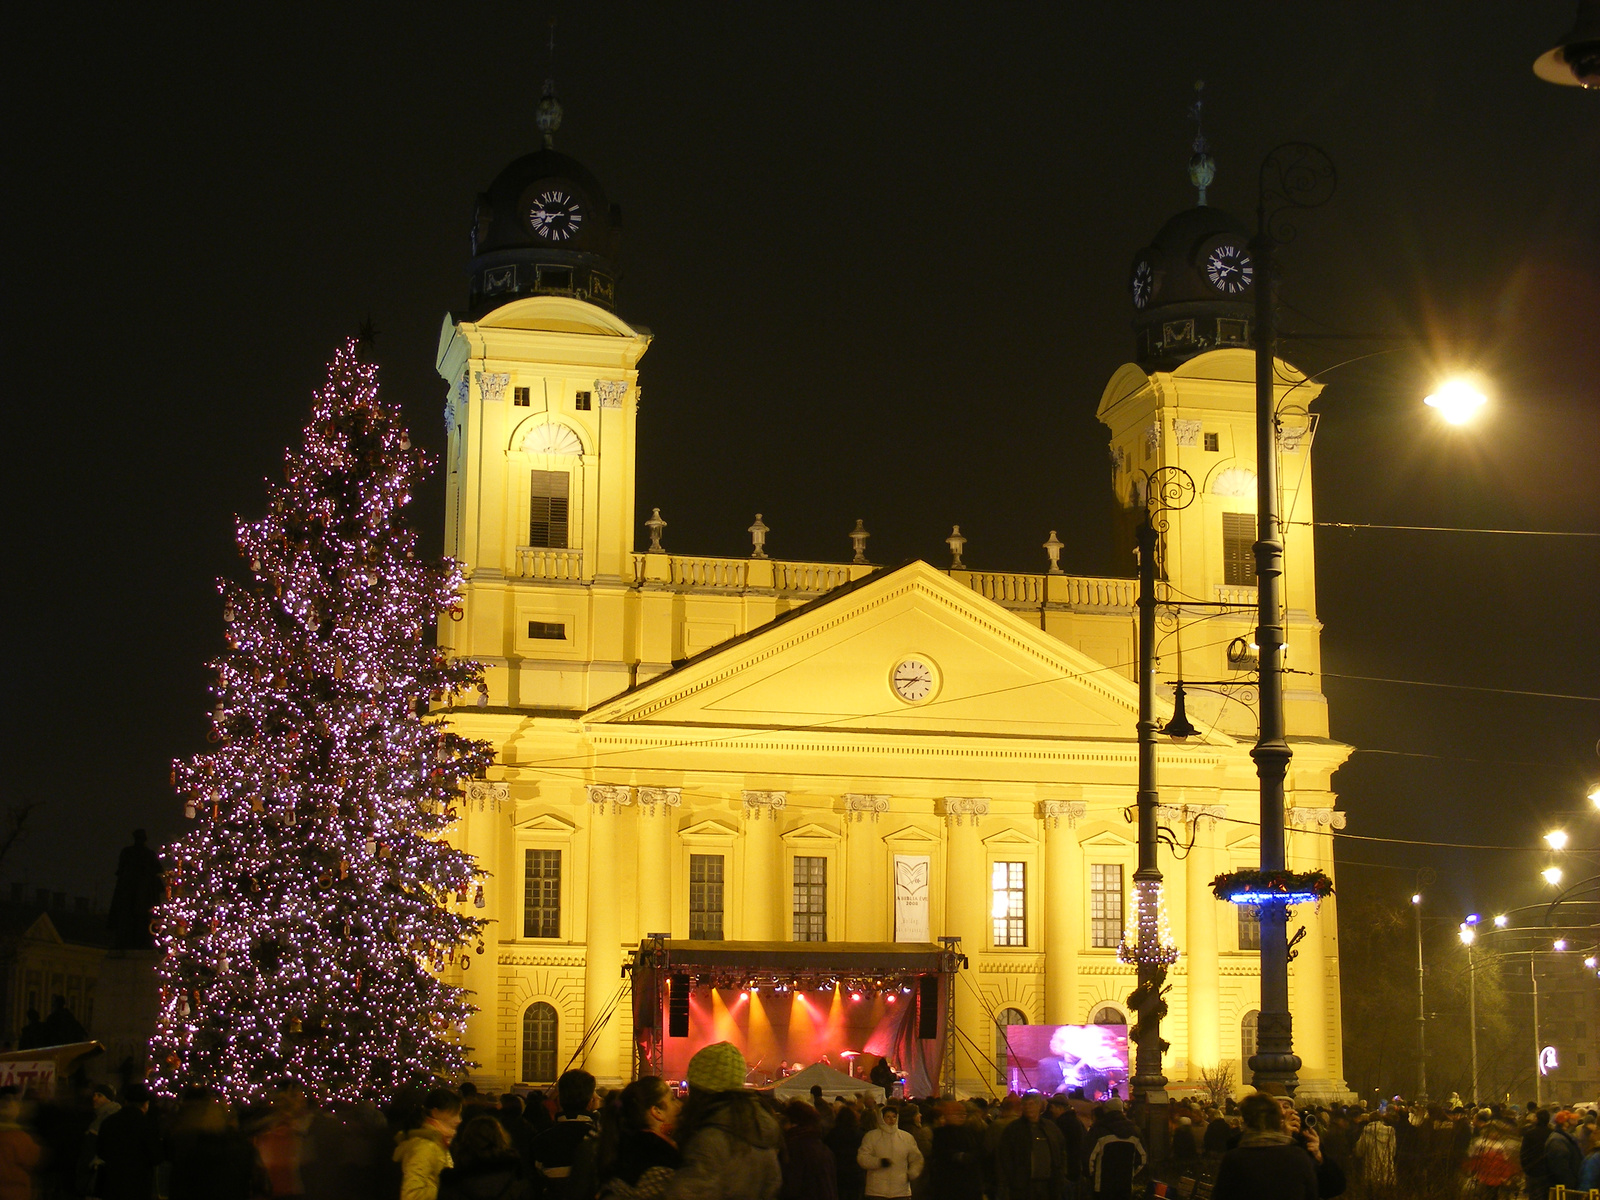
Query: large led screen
1001 1023 1129 1099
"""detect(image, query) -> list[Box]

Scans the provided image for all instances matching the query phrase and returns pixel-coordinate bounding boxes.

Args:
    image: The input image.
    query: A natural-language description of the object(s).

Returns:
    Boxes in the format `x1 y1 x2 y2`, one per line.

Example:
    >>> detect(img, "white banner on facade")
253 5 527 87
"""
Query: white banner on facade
894 855 930 942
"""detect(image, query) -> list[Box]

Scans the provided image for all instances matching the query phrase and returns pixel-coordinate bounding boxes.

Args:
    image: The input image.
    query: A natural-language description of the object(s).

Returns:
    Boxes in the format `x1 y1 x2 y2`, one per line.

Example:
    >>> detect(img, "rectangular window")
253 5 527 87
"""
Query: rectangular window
1238 906 1261 950
527 621 566 640
1090 864 1123 948
991 861 1026 947
523 849 561 939
688 854 725 941
574 390 592 411
1204 431 1220 452
528 470 570 549
793 856 827 942
1222 512 1255 586
513 386 531 407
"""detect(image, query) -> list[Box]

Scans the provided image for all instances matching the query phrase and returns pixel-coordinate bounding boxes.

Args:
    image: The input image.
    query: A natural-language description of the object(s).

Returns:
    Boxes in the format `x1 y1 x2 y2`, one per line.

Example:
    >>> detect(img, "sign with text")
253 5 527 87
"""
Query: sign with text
893 855 930 942
0 1060 55 1092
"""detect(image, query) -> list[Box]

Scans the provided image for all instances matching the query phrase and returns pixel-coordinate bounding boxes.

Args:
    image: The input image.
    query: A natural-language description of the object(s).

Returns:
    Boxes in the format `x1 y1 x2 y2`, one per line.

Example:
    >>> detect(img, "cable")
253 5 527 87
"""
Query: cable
1311 670 1598 703
1296 521 1598 538
1348 748 1568 768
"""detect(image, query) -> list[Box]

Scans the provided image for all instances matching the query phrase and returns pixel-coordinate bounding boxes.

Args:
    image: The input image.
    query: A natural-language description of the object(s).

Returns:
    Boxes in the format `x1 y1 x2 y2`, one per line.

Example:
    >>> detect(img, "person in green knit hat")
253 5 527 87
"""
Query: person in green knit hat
662 1042 782 1200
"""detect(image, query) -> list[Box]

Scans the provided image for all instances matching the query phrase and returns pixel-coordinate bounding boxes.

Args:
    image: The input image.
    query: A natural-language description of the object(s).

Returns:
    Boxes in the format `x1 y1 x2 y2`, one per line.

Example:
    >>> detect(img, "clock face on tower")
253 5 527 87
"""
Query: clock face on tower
1203 243 1253 294
526 188 584 241
891 658 936 703
1131 260 1154 309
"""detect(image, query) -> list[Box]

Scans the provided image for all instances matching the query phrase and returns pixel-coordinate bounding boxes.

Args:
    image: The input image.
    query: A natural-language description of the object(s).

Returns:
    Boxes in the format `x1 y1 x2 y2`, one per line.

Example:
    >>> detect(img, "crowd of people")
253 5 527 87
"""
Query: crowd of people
1 1051 1596 1200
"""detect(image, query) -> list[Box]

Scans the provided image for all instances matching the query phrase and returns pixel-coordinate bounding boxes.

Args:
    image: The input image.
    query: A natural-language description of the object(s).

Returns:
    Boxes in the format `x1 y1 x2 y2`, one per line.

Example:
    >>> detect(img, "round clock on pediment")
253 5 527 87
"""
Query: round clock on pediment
524 186 585 242
1201 240 1253 295
1131 259 1154 310
890 657 938 704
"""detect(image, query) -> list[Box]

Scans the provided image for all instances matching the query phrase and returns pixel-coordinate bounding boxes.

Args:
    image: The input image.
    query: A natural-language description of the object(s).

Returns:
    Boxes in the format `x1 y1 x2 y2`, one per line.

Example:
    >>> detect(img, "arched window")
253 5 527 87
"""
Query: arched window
994 1007 1027 1086
1091 1005 1126 1026
522 1002 558 1084
1241 1009 1259 1065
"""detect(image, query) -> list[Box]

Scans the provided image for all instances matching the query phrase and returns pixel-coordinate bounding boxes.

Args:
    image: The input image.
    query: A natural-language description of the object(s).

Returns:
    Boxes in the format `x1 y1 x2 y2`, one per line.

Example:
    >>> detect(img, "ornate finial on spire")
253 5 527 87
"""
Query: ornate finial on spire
1187 80 1216 205
946 526 966 570
536 19 562 149
849 520 870 564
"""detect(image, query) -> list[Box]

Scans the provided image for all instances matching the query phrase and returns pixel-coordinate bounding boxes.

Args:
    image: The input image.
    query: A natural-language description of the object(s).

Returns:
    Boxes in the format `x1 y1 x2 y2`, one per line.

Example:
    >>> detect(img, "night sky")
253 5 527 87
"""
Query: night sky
7 5 1597 932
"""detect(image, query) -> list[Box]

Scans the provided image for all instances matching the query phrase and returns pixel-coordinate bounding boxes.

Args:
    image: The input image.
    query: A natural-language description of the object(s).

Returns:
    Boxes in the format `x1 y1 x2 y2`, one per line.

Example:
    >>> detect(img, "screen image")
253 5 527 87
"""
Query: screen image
1002 1023 1129 1099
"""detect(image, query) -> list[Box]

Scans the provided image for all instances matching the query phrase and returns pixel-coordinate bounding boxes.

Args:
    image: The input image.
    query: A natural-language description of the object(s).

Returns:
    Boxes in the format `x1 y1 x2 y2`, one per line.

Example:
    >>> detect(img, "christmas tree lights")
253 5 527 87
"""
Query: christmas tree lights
152 341 494 1104
1118 878 1179 967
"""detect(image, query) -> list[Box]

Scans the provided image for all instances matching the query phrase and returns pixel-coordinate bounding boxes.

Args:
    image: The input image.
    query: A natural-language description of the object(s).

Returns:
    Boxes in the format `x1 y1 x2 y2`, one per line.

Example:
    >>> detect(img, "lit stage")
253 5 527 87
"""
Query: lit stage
629 940 955 1096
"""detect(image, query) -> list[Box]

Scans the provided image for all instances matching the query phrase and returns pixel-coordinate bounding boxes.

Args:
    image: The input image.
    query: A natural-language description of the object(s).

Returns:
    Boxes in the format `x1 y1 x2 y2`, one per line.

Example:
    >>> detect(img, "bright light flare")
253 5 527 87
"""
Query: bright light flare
1585 956 1597 970
1412 894 1422 905
1493 914 1509 928
1553 938 1568 952
1545 829 1569 850
1543 866 1564 886
1458 923 1476 946
1424 378 1488 425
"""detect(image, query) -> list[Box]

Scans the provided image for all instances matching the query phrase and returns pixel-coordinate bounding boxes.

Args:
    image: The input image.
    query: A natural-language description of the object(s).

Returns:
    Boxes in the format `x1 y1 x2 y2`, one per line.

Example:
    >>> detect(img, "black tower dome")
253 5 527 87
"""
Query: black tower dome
1128 206 1255 368
466 83 620 316
1128 83 1255 368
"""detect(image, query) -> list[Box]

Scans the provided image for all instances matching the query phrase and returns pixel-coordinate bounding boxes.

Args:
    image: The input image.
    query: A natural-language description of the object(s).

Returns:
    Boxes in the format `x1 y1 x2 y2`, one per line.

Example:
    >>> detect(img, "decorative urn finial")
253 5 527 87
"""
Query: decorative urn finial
536 79 563 149
1187 80 1216 205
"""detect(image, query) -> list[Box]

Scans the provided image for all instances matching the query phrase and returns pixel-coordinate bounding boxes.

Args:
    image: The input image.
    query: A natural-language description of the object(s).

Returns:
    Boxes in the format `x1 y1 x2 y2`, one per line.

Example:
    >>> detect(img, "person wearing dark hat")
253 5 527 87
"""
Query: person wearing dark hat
664 1041 782 1199
1212 1093 1322 1200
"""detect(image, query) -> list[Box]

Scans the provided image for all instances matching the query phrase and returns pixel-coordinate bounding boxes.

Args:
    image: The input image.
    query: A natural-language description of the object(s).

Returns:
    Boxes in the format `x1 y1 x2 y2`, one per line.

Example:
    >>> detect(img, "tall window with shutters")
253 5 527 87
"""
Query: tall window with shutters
1238 906 1261 950
793 857 827 941
528 470 570 548
1222 512 1255 586
689 854 725 940
523 849 561 939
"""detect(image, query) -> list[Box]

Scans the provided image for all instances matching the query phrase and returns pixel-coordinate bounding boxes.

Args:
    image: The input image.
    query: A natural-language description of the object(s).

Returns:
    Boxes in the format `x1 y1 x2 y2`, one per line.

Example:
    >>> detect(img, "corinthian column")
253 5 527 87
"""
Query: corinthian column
584 785 629 1085
636 788 680 939
1042 801 1087 1024
1185 806 1224 1081
743 792 785 940
942 797 989 1093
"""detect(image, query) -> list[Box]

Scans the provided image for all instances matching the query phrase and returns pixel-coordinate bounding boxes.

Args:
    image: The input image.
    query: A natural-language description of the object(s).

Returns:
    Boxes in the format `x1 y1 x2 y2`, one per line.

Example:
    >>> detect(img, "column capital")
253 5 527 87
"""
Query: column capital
636 787 681 816
587 785 633 815
1287 807 1346 829
1154 804 1187 825
1040 800 1087 828
940 797 989 827
742 790 787 820
465 781 509 813
844 794 890 823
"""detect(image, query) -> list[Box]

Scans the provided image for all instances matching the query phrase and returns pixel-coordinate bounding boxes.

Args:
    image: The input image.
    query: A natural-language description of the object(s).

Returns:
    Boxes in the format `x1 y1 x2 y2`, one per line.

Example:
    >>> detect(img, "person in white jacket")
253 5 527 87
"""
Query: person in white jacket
857 1104 925 1199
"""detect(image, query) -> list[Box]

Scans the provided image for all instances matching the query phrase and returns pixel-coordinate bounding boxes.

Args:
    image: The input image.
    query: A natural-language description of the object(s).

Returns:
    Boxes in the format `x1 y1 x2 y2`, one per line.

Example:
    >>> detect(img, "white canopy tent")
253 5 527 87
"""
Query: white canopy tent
771 1061 886 1104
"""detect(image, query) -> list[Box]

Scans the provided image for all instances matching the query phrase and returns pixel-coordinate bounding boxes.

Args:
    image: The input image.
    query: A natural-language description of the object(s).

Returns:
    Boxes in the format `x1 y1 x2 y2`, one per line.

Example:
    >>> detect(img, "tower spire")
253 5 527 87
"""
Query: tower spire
1187 80 1216 205
536 18 563 149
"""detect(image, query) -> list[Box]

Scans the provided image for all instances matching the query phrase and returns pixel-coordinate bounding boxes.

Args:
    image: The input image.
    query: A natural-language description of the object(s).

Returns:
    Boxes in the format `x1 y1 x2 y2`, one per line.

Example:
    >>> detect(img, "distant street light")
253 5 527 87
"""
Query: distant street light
1545 829 1570 850
1588 783 1599 808
1543 866 1565 885
1459 922 1476 945
1554 938 1569 951
1494 914 1509 928
1423 378 1489 425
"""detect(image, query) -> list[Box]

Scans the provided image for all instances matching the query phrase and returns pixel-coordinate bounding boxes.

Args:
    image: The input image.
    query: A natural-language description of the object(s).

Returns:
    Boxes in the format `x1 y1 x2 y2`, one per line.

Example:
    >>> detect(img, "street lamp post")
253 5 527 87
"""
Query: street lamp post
1412 892 1428 1104
1459 919 1480 1105
1248 143 1335 1094
1531 958 1543 1107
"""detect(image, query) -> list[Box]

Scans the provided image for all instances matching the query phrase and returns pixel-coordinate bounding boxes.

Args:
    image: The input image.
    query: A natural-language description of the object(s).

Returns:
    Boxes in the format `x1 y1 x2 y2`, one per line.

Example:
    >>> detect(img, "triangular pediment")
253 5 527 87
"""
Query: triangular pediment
982 827 1039 848
514 811 577 834
883 825 942 846
587 562 1220 744
1080 826 1136 848
679 818 739 839
782 821 840 842
23 913 63 943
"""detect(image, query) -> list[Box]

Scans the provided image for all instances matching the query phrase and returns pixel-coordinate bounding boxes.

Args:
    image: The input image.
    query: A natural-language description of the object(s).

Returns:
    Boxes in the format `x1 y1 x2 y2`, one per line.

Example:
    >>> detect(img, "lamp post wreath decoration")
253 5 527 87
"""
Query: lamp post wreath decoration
1210 868 1334 906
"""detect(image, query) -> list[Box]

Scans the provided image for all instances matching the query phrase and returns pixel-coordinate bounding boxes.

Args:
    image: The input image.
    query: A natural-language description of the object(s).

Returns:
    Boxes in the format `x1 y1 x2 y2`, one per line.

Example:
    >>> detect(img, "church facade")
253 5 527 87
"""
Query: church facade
431 124 1352 1101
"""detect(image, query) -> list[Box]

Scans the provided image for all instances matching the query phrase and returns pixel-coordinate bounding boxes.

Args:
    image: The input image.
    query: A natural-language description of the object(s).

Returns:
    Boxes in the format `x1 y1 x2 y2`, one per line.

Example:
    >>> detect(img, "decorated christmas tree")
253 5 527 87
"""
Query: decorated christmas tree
153 341 494 1103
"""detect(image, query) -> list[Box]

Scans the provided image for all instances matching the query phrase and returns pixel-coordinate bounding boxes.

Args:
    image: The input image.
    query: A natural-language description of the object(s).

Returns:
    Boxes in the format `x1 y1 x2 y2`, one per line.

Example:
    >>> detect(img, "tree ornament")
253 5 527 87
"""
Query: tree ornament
473 884 485 909
223 603 236 623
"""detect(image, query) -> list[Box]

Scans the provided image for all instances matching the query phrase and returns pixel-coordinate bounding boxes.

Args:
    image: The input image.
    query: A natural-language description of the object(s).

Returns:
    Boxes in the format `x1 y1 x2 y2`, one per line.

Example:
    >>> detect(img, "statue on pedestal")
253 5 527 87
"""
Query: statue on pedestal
107 829 161 951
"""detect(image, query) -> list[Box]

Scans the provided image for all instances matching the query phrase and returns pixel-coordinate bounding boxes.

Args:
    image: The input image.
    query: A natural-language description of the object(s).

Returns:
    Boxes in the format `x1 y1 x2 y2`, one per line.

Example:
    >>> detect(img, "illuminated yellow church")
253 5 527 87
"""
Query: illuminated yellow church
433 108 1352 1102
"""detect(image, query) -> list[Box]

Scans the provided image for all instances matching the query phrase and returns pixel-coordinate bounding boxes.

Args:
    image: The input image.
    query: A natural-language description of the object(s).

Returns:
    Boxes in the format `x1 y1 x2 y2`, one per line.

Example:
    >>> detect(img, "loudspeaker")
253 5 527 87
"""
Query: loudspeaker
668 974 691 1038
917 975 939 1040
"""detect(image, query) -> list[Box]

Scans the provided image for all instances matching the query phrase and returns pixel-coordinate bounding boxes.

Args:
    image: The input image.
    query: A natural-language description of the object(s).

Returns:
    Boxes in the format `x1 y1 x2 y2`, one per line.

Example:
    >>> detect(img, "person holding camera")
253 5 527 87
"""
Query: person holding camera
856 1104 923 1199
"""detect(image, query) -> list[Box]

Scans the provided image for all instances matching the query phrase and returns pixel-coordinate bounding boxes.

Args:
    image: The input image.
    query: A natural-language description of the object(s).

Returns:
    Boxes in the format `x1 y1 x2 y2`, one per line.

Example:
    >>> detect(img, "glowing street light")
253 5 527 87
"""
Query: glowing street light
1585 956 1598 970
1424 378 1488 425
1543 866 1565 886
1554 939 1569 952
1545 829 1570 850
1458 922 1477 945
1493 914 1509 928
1589 782 1599 808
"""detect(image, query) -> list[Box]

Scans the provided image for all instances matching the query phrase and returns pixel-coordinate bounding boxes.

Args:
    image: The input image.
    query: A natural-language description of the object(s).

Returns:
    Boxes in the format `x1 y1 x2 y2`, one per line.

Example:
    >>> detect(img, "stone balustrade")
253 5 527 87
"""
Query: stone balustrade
514 547 584 580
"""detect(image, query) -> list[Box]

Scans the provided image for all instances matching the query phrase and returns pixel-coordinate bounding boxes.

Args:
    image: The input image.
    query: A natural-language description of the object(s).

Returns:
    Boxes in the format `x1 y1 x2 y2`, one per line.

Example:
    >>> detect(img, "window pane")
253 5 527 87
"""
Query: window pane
522 1002 558 1083
1090 863 1123 948
793 856 827 942
1238 905 1260 950
991 860 1026 947
524 849 561 939
529 470 570 548
689 854 724 941
995 1007 1027 1085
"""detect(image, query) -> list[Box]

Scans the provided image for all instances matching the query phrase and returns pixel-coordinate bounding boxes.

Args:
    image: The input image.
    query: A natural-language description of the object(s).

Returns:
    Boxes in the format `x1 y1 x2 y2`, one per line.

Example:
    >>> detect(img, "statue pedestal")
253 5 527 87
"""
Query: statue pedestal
95 949 160 1083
